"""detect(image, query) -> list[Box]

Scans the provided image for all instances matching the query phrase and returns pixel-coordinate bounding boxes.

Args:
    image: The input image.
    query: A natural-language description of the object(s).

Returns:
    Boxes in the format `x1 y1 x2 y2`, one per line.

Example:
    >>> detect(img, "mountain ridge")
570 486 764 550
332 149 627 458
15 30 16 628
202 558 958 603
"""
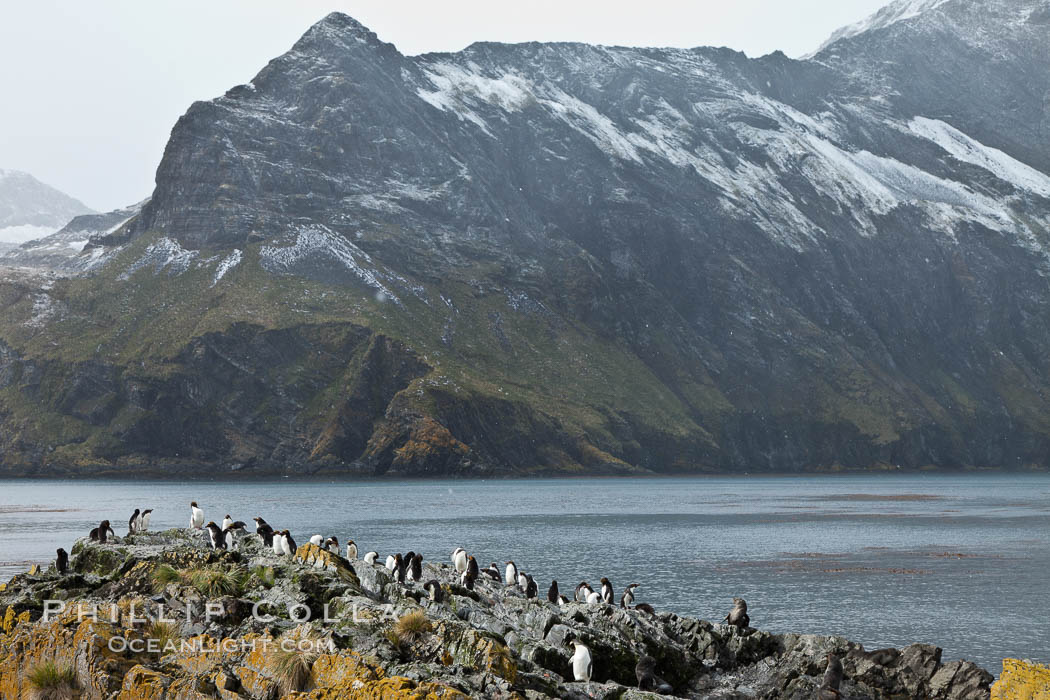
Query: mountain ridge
0 2 1047 477
0 169 94 244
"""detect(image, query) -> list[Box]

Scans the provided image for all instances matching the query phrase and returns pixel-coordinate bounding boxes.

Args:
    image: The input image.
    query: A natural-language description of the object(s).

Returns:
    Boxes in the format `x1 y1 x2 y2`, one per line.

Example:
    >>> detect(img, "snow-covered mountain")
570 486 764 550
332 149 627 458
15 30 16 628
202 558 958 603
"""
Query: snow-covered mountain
809 0 954 56
0 169 93 244
0 200 145 273
0 0 1048 476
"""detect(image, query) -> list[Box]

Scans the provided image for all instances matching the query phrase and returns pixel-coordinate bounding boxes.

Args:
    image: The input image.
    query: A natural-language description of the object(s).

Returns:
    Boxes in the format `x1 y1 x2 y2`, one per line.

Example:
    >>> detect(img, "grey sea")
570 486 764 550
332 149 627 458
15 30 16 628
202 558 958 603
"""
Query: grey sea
1 473 1047 672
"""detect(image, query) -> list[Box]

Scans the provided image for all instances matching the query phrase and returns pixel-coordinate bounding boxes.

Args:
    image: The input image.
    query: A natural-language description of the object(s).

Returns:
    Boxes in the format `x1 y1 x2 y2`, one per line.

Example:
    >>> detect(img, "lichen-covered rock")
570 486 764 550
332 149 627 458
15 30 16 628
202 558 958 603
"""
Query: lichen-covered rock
118 665 173 700
0 530 1000 699
992 659 1050 700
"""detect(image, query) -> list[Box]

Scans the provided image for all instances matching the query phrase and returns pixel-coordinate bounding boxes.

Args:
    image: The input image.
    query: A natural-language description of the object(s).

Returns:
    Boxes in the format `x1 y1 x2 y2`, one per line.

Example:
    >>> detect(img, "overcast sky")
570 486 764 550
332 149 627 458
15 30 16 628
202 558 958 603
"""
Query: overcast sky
0 0 889 212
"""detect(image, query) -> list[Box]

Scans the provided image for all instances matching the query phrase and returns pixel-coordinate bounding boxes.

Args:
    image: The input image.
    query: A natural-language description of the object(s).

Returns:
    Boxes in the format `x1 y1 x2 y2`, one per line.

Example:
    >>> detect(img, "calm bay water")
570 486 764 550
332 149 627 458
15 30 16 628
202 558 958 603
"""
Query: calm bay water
1 473 1047 671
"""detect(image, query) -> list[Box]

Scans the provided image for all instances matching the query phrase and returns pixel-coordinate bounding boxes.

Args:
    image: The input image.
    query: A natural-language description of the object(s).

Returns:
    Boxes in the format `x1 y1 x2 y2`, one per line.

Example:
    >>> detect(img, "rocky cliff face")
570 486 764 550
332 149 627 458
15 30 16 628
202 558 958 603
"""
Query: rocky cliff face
0 0 1048 476
0 530 996 699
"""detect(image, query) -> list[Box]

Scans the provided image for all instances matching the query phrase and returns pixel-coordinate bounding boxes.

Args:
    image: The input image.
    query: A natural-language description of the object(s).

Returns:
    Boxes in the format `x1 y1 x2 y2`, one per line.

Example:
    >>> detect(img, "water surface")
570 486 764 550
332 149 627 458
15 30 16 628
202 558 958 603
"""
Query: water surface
1 473 1047 671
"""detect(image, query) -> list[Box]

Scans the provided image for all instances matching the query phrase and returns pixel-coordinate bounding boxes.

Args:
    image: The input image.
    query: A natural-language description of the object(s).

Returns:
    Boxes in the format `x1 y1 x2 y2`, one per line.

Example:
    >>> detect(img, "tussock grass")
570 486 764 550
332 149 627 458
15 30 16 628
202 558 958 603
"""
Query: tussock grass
146 620 181 653
388 610 432 646
272 629 325 692
151 564 183 591
188 567 248 597
151 564 248 597
27 661 77 699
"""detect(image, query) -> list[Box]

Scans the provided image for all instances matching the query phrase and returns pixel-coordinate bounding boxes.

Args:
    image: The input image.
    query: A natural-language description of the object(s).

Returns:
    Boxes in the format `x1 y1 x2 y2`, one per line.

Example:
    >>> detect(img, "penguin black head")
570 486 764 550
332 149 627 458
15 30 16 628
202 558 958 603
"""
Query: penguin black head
600 577 610 585
142 509 152 514
190 501 198 507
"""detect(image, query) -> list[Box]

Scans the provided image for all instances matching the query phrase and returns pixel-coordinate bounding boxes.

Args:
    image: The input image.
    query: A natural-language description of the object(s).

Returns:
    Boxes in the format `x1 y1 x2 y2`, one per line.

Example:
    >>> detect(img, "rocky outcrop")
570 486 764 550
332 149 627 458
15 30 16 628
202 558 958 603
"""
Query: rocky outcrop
0 530 995 699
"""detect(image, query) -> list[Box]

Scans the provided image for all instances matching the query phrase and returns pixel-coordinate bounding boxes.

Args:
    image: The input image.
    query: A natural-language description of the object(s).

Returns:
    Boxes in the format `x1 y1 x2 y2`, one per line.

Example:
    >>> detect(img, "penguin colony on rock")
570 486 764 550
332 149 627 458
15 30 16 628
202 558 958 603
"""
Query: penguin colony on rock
53 501 851 696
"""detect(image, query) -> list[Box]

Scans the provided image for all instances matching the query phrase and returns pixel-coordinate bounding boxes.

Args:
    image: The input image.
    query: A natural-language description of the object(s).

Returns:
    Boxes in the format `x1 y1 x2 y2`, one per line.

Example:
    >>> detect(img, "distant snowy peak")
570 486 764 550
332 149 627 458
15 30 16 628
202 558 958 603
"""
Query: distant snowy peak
809 0 953 56
0 169 94 242
0 199 146 274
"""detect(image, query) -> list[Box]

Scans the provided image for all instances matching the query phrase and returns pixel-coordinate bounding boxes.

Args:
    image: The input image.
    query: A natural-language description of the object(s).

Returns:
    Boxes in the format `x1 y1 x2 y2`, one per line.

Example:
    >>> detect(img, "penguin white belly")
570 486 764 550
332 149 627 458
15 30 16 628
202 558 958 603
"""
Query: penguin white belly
347 543 358 559
273 536 284 555
453 551 467 573
141 513 151 531
310 535 323 546
572 647 593 682
222 517 233 531
504 566 516 586
586 591 602 605
385 555 396 570
225 531 234 549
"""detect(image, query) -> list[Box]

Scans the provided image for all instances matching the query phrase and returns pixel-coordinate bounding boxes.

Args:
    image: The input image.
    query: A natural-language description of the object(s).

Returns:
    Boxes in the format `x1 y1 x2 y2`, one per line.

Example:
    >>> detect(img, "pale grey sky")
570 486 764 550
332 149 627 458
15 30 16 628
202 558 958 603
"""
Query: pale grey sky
0 0 889 212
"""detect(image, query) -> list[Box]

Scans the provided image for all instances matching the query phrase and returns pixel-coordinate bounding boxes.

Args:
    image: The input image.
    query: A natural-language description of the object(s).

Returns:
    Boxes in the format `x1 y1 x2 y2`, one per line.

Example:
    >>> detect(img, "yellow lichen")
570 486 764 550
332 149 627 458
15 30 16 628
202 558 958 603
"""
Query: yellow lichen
992 659 1050 700
117 665 172 700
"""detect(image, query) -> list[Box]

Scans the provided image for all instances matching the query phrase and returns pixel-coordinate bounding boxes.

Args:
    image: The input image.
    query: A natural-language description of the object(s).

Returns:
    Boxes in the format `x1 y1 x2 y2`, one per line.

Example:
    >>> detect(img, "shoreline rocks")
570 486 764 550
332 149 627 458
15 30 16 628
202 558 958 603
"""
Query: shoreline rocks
0 530 995 698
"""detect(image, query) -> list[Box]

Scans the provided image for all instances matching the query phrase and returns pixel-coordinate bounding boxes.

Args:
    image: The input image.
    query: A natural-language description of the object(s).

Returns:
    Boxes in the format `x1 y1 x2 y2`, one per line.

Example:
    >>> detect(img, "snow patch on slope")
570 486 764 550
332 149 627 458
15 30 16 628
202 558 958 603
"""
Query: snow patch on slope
810 0 952 56
909 117 1050 198
25 292 61 328
121 237 199 280
416 62 535 136
541 88 642 163
684 89 1020 247
260 225 400 304
212 249 242 286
